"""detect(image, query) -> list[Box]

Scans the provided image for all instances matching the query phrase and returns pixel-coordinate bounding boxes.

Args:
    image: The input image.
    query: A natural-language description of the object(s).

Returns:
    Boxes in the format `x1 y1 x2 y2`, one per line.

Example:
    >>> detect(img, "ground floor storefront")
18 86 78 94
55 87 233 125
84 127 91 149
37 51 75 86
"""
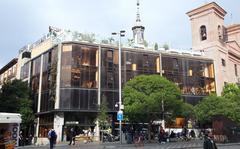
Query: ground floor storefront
34 111 117 145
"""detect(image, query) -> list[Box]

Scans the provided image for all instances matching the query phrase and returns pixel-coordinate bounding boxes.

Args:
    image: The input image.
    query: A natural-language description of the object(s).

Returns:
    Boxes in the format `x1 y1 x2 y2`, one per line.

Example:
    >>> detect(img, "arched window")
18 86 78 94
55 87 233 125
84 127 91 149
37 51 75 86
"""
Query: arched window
200 25 207 41
218 25 222 40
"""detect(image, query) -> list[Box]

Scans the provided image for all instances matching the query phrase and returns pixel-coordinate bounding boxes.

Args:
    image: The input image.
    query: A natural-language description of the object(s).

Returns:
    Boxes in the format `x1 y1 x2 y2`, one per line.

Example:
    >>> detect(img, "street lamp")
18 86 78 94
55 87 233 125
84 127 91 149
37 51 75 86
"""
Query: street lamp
112 30 125 144
161 97 165 129
159 86 165 129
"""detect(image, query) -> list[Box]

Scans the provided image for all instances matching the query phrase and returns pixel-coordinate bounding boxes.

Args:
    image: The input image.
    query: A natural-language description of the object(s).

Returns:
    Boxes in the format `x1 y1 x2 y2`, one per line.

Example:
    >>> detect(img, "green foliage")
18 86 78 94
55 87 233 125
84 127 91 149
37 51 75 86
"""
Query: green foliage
80 33 96 43
101 39 109 44
163 43 169 50
0 79 35 130
222 83 240 100
143 40 148 47
97 97 110 130
179 102 195 119
72 31 96 43
108 37 115 43
0 80 29 112
19 99 35 130
194 94 240 124
123 75 185 123
154 43 158 50
127 39 134 47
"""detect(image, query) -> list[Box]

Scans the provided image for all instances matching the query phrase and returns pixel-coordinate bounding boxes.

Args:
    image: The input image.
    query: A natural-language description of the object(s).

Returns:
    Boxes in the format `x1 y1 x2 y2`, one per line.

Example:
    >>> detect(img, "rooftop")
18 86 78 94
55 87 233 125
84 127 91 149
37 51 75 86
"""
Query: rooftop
186 2 227 18
227 24 240 33
0 58 18 74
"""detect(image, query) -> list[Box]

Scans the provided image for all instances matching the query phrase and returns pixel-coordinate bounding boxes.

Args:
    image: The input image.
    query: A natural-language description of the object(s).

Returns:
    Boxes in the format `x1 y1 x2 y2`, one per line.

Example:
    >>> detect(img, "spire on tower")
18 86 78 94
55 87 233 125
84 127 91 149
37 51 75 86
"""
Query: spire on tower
132 0 145 48
136 0 141 23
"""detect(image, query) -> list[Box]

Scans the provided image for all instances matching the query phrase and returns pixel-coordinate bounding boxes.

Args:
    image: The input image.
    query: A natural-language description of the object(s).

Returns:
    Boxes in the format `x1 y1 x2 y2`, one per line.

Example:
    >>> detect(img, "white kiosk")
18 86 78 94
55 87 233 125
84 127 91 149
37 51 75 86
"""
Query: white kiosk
0 113 21 148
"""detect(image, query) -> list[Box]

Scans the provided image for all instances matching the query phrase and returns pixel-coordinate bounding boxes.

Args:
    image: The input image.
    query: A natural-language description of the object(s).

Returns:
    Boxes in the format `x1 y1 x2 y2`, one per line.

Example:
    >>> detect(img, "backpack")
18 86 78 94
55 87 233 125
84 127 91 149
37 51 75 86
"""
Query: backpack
50 130 57 139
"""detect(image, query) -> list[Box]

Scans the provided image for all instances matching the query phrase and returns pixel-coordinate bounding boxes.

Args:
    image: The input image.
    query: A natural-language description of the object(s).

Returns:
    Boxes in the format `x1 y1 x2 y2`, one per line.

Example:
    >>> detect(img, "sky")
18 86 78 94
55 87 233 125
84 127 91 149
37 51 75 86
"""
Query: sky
0 0 240 68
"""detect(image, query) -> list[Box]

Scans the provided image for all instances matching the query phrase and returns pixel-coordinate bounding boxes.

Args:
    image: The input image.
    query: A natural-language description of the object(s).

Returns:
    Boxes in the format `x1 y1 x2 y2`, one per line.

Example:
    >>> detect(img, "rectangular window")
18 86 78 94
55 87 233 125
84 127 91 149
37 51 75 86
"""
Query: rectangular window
188 69 193 76
235 64 238 76
221 59 226 66
107 50 113 59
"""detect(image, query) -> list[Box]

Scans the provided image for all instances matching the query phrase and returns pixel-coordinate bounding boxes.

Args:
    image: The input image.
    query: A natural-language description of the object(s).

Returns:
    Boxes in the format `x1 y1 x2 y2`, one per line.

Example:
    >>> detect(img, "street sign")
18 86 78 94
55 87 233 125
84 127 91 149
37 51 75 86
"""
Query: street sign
117 110 123 121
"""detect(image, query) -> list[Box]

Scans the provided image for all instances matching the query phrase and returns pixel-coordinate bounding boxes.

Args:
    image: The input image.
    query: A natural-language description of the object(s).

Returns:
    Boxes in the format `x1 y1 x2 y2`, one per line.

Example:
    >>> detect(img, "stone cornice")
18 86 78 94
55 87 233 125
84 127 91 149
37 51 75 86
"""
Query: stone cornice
186 2 227 18
227 24 240 33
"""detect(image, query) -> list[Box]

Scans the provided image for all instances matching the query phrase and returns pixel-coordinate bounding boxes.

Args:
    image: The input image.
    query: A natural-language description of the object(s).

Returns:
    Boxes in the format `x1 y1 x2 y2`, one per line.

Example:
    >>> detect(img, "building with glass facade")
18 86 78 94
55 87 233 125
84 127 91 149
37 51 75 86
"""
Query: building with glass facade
17 38 215 143
3 1 239 144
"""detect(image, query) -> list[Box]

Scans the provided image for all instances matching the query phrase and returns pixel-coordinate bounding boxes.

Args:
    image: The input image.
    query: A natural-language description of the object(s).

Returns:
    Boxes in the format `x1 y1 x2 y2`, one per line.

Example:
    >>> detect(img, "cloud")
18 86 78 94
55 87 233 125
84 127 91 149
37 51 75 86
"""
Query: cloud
0 0 239 66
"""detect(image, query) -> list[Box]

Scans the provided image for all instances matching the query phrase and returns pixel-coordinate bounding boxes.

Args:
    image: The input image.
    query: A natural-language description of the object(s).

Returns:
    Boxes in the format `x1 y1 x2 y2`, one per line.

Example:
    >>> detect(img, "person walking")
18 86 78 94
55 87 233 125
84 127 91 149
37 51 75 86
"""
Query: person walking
48 129 57 149
182 126 188 141
18 131 24 146
158 126 166 144
203 131 217 149
68 128 76 145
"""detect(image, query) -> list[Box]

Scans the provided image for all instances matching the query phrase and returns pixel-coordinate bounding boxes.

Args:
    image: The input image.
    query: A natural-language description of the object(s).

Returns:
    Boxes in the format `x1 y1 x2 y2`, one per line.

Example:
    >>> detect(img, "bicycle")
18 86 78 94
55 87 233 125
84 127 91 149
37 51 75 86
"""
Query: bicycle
134 135 144 147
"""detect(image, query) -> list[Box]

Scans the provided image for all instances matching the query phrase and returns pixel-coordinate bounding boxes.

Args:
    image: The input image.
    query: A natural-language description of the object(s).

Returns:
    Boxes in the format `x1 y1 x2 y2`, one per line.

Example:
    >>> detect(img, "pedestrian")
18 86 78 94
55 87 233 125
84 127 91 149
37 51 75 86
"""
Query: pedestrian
68 128 76 145
28 134 33 145
18 130 24 146
203 131 217 149
48 129 57 149
190 130 196 138
158 126 166 144
182 126 188 141
86 128 93 143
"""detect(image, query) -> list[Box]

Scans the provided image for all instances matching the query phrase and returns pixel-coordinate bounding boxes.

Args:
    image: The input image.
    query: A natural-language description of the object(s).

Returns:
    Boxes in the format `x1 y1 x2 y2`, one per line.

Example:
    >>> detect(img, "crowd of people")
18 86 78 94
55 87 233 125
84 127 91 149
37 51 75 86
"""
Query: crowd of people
18 131 33 146
157 126 204 143
157 127 217 149
24 126 218 149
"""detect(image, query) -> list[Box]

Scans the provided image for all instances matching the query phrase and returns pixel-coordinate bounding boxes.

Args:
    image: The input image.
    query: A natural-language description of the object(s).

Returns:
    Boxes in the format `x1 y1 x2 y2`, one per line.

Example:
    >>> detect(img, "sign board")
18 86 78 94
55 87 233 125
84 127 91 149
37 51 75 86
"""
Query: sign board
117 111 123 121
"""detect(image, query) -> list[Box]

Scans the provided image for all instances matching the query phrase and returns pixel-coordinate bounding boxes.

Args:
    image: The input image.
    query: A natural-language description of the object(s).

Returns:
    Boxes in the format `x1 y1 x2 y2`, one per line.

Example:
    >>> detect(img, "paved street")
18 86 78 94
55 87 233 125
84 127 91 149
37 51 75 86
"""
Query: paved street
16 140 240 149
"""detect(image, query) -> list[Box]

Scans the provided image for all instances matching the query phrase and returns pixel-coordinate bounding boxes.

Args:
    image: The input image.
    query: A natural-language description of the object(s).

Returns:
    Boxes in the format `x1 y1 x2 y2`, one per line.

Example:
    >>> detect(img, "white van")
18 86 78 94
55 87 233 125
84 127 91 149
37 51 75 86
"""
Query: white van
0 113 21 147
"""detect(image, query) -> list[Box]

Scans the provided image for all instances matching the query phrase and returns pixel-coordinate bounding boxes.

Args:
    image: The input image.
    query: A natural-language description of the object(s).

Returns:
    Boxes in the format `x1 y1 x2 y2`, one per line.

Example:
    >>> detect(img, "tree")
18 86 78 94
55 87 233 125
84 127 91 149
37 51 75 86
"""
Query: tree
143 40 148 47
0 80 29 112
80 33 96 43
123 75 187 140
97 97 110 130
179 102 195 119
19 98 35 133
0 80 35 135
127 39 134 47
72 31 96 43
96 97 111 142
101 39 109 44
194 94 240 124
163 43 169 50
195 84 240 125
222 83 240 100
154 43 158 50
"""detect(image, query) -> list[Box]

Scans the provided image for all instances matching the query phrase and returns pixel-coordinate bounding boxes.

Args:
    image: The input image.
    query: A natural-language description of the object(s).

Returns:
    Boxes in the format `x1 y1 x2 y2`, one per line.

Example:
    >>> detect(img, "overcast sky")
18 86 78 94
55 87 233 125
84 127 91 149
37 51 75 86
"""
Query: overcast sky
0 0 239 68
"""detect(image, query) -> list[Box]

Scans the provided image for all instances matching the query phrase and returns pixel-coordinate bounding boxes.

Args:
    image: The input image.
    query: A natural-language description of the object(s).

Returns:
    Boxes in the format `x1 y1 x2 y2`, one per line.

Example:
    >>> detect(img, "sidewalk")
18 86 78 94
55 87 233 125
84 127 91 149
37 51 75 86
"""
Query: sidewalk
16 140 240 149
16 140 202 148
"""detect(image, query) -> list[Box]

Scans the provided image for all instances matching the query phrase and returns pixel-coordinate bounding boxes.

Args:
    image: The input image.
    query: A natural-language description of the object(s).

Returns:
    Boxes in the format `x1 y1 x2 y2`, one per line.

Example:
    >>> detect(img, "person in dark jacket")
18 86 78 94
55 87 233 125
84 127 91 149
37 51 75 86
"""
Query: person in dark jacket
203 131 217 149
158 127 166 143
48 129 57 149
68 128 76 145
